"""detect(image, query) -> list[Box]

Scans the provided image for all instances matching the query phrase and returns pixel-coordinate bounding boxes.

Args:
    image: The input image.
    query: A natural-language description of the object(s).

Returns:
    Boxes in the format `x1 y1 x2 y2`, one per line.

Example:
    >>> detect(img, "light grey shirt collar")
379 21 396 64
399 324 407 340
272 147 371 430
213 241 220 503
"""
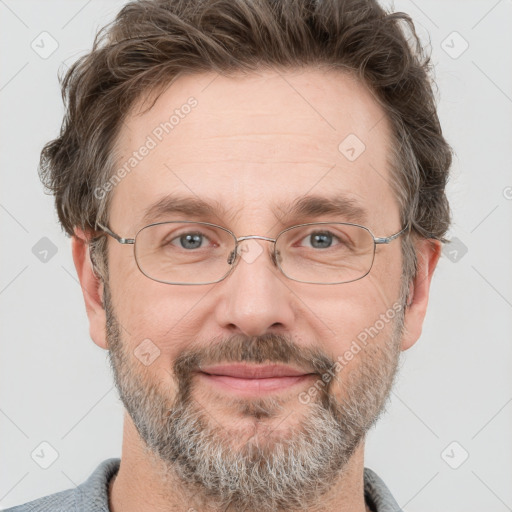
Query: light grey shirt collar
6 458 403 512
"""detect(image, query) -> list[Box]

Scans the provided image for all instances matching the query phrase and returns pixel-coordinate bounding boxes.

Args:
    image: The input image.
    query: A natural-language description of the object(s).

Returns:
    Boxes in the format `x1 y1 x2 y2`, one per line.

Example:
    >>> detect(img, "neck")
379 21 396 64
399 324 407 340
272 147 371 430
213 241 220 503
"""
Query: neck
109 413 371 512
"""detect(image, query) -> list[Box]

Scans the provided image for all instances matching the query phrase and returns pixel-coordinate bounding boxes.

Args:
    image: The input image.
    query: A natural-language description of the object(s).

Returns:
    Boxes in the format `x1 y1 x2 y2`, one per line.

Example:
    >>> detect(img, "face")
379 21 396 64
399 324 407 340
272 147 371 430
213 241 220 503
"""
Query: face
94 68 410 510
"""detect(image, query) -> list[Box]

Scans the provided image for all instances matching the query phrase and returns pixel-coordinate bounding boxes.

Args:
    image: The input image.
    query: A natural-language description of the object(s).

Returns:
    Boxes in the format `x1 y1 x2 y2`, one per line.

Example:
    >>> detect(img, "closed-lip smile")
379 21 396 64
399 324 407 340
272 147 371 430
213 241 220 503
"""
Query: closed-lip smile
197 363 316 395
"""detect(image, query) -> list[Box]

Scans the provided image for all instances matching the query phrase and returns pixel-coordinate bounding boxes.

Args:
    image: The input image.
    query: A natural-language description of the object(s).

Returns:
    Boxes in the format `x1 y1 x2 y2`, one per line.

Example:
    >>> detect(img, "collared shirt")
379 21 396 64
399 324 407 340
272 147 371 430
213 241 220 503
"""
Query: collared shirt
5 458 403 512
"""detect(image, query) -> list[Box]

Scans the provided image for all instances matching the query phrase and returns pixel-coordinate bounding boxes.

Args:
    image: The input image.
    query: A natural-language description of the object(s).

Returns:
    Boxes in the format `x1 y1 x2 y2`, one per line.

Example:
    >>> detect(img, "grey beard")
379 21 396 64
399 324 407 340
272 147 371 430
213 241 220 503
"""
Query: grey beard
104 284 404 512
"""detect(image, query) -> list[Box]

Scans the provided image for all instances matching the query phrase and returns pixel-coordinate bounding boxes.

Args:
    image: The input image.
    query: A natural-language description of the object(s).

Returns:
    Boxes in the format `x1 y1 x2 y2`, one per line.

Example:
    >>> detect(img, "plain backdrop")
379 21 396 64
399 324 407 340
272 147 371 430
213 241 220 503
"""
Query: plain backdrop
1 1 511 510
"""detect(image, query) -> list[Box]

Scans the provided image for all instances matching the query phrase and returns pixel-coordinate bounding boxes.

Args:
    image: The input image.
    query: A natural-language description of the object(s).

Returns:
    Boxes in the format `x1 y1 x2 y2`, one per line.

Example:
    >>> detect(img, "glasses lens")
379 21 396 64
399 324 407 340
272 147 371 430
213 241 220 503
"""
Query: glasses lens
276 223 375 284
135 222 236 284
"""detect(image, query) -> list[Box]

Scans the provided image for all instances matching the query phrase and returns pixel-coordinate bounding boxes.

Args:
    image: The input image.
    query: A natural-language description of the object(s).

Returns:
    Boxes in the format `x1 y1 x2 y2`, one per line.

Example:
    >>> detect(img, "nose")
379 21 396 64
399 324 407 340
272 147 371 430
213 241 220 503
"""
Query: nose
213 238 295 337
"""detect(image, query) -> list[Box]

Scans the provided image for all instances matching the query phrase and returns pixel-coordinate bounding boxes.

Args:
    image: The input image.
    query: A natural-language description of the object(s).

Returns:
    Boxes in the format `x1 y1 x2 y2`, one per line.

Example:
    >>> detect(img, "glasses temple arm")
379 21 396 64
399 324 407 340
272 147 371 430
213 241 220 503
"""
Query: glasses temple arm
95 222 135 245
374 222 411 245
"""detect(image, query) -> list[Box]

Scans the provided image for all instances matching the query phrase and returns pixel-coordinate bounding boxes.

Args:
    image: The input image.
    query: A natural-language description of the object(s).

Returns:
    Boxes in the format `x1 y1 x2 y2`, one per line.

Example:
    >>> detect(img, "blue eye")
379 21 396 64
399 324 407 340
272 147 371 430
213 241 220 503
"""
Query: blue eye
308 232 334 248
299 230 346 249
172 232 206 250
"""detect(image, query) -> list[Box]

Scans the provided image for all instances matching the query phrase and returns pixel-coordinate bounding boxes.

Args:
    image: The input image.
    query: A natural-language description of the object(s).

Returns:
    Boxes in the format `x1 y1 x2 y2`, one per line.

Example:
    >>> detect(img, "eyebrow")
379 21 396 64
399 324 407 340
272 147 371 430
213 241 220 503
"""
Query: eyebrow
140 192 368 228
281 194 368 225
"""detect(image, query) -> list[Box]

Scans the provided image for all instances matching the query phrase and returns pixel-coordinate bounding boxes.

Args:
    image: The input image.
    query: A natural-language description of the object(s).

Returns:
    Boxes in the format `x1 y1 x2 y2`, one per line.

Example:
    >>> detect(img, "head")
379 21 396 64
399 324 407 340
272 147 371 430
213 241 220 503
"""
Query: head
42 0 451 510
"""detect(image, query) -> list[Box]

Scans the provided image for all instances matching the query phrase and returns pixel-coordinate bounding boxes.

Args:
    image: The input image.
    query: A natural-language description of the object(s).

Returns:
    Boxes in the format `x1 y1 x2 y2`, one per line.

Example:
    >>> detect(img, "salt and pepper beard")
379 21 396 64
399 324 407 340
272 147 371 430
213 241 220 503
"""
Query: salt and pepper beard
104 283 406 512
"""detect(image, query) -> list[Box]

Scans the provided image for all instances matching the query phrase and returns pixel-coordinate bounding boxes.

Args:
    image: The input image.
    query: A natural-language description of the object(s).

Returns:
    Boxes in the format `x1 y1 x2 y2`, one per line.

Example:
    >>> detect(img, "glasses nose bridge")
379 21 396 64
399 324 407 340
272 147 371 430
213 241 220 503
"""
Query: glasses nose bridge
236 234 276 244
229 234 279 268
235 234 278 258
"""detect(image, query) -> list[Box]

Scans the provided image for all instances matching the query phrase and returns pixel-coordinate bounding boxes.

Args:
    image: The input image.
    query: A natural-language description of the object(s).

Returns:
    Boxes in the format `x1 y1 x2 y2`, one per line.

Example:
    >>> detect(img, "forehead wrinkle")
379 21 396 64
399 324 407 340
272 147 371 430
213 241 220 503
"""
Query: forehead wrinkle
139 192 369 234
140 193 238 227
272 194 369 226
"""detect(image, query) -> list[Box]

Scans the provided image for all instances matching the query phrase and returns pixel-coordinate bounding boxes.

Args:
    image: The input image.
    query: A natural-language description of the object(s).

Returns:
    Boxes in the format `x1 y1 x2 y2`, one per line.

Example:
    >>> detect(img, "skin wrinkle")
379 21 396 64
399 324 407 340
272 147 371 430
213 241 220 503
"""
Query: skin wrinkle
104 280 406 512
73 68 442 512
35 1 452 509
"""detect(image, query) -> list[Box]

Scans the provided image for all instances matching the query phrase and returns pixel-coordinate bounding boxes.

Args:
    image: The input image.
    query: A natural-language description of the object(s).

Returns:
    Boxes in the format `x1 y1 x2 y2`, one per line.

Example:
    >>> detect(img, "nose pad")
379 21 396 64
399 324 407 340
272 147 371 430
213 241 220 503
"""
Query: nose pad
227 248 237 265
273 248 282 267
226 242 280 269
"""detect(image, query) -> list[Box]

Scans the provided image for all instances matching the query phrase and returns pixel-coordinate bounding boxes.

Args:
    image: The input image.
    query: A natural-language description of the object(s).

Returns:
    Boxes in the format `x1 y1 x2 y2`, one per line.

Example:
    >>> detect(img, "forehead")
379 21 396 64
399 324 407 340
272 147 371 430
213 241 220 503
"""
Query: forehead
109 67 398 233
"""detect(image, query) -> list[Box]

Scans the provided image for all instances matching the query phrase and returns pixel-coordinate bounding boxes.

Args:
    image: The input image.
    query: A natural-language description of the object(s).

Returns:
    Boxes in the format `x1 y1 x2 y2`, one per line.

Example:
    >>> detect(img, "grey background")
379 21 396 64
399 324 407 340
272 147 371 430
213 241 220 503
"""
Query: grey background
1 0 511 510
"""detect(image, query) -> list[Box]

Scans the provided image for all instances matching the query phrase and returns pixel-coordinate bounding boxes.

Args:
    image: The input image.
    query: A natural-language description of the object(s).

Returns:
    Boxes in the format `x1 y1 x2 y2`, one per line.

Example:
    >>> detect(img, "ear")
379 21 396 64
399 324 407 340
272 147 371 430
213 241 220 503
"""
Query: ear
71 228 108 350
401 238 442 351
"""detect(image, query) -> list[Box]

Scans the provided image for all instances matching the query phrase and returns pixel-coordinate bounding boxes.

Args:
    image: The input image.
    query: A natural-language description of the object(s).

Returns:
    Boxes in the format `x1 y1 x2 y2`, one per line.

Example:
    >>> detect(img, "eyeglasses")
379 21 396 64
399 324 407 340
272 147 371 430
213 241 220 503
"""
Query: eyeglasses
95 220 410 285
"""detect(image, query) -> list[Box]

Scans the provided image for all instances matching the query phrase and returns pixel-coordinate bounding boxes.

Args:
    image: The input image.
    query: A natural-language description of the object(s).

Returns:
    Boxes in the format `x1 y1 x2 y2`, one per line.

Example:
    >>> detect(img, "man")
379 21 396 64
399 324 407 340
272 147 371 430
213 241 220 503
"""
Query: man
7 0 451 510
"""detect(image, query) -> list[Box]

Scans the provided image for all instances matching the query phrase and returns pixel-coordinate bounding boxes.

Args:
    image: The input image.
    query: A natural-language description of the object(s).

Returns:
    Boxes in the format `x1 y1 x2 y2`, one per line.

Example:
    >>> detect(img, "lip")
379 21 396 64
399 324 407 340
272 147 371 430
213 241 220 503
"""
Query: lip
197 364 316 396
199 363 310 379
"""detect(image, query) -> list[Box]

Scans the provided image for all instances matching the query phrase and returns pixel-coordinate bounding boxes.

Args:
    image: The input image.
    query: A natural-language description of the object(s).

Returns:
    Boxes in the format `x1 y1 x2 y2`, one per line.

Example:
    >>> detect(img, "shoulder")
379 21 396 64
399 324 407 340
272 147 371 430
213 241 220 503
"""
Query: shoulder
4 458 121 512
4 487 76 512
364 467 403 512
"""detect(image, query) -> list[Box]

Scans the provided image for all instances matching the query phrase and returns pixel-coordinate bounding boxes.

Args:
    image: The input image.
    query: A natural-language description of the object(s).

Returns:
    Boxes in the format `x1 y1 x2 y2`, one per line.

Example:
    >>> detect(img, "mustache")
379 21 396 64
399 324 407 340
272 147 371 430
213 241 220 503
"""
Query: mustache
172 332 335 383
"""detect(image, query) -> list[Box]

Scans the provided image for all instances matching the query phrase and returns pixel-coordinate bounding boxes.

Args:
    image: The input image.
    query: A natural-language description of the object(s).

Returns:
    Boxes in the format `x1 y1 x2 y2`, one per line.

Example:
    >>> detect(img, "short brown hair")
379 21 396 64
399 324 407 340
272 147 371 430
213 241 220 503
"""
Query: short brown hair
40 0 452 297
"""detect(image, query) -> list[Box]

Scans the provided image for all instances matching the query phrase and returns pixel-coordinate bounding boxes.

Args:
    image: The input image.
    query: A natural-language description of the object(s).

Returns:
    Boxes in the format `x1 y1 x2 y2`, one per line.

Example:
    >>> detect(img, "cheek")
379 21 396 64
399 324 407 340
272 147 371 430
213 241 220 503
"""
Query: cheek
299 272 401 372
108 245 175 340
304 268 400 331
109 266 213 364
319 293 402 400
